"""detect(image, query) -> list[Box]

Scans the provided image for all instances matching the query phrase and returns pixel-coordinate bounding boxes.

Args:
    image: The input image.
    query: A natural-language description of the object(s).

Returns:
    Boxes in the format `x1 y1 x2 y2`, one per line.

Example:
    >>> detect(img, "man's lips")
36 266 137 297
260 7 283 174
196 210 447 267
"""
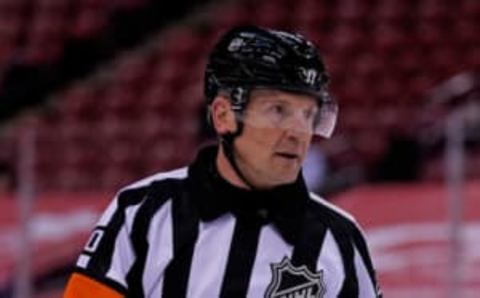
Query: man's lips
275 152 299 160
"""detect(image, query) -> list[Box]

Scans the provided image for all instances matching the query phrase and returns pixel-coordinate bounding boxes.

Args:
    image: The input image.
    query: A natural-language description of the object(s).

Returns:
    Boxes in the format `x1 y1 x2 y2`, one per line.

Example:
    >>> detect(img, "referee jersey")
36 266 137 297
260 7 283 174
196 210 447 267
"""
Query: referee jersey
64 146 381 298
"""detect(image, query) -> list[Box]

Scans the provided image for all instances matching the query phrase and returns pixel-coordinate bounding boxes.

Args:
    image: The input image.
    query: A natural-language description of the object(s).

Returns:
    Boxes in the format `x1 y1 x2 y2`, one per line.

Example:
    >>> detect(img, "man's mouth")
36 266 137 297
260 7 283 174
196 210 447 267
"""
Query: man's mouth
275 152 299 160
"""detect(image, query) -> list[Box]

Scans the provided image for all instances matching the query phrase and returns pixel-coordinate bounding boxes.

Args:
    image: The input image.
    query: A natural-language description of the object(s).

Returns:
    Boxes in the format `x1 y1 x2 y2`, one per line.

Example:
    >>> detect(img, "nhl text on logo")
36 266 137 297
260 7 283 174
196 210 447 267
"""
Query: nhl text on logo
265 257 326 298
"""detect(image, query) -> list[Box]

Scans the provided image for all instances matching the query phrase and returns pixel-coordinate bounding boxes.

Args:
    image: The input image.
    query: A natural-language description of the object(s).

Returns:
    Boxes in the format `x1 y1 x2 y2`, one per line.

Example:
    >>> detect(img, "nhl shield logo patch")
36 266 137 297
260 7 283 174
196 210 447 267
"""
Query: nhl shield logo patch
265 257 326 298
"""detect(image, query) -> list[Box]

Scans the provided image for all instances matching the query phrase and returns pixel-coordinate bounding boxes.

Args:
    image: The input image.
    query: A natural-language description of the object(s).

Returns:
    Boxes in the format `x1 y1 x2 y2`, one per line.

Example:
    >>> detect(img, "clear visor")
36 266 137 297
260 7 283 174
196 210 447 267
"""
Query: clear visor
236 98 338 138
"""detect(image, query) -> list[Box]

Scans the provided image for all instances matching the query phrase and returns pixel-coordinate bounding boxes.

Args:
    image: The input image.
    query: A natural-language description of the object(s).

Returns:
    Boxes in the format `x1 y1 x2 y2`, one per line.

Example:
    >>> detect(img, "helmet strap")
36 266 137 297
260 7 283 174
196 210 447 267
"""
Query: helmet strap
217 86 258 189
220 118 259 190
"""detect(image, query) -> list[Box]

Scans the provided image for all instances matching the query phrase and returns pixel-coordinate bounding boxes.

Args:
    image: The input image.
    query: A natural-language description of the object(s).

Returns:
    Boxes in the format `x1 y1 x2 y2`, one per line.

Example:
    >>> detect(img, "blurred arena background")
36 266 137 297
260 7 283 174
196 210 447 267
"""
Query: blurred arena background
0 0 478 297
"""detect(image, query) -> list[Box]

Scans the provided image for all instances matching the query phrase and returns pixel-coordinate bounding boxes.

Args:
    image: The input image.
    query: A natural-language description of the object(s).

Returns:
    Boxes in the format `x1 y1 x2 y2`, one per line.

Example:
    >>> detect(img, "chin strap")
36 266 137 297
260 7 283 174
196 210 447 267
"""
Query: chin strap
218 86 257 189
220 126 258 190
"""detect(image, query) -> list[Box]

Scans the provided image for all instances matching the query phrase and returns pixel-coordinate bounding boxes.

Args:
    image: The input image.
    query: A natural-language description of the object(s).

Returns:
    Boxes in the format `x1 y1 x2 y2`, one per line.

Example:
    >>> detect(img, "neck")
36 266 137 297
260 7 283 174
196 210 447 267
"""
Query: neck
216 145 251 190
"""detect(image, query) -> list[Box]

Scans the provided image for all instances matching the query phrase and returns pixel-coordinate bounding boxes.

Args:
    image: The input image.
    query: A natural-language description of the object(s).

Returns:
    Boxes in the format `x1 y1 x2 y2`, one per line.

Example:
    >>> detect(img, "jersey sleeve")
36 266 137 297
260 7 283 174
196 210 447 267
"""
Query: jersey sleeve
352 226 383 298
64 272 124 298
64 187 147 298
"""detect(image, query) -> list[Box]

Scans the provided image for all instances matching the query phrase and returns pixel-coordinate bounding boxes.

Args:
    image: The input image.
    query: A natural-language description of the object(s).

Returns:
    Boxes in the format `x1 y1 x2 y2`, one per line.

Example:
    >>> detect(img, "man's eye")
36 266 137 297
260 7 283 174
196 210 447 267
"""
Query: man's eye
304 109 316 120
270 104 285 115
304 109 319 127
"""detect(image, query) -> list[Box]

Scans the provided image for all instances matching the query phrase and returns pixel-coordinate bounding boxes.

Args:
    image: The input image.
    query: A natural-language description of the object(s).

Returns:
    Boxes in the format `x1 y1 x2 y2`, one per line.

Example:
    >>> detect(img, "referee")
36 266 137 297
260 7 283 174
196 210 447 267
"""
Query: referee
64 26 382 298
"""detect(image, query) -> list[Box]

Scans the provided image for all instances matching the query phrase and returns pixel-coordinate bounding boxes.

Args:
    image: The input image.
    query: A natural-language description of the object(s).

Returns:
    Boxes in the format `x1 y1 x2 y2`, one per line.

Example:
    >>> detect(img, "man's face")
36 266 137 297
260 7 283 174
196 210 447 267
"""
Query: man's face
233 89 318 189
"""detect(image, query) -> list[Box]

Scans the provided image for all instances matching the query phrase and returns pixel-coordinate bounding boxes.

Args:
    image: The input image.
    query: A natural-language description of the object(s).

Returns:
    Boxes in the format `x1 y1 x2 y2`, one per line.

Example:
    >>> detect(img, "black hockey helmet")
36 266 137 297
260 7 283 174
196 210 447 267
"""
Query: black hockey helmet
204 25 337 138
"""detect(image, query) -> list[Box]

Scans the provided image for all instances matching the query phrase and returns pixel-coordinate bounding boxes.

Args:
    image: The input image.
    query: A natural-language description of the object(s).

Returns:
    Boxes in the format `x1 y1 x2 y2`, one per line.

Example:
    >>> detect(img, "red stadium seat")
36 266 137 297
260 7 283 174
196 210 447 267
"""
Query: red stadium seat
141 84 176 112
115 57 151 91
371 22 408 53
327 23 364 55
102 86 139 119
331 0 368 22
252 0 290 28
459 0 480 17
211 4 249 30
414 20 446 47
36 0 70 14
160 27 201 62
79 0 109 10
114 0 147 10
417 0 453 20
373 0 411 21
100 165 137 190
69 8 107 39
453 19 479 47
0 9 22 65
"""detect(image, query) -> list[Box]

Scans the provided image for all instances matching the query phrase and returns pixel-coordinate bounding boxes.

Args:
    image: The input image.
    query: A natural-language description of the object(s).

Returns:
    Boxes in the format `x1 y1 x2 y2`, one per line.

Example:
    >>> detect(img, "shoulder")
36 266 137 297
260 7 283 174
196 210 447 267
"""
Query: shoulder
117 167 189 198
97 167 189 224
307 192 365 235
308 192 356 222
120 167 189 193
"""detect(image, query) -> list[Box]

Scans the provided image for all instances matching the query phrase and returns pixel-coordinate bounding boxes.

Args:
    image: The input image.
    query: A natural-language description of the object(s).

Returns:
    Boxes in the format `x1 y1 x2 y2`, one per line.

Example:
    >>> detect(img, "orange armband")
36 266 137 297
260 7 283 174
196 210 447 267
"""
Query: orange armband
64 273 124 298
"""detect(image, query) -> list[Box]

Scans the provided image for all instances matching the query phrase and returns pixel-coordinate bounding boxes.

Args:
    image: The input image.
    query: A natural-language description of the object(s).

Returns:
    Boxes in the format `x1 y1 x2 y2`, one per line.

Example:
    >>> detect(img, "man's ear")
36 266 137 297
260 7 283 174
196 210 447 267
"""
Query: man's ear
210 95 237 134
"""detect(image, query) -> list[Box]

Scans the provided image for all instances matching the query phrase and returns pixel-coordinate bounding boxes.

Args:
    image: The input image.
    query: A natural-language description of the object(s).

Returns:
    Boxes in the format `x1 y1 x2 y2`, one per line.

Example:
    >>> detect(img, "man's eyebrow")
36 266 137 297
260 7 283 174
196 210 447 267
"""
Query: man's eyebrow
258 96 291 104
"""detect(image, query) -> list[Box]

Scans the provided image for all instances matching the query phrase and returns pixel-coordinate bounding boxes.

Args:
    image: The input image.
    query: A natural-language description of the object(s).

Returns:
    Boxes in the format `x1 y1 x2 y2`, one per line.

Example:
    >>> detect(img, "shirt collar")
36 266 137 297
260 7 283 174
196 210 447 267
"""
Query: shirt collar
187 145 309 245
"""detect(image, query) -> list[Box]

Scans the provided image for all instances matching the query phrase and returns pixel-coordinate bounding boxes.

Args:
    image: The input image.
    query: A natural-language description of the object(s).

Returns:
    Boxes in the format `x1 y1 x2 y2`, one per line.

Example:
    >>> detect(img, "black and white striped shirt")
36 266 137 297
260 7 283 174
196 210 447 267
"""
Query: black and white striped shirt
71 146 381 298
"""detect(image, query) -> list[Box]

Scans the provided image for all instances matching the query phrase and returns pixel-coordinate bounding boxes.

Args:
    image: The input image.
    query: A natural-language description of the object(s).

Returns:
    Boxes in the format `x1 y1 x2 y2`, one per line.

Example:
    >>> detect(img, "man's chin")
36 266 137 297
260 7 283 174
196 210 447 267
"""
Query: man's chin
271 172 300 186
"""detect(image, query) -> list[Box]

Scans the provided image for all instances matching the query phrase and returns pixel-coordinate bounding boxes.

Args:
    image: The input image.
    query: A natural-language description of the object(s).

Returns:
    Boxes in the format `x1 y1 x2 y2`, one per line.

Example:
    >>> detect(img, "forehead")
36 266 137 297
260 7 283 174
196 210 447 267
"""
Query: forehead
248 89 318 108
